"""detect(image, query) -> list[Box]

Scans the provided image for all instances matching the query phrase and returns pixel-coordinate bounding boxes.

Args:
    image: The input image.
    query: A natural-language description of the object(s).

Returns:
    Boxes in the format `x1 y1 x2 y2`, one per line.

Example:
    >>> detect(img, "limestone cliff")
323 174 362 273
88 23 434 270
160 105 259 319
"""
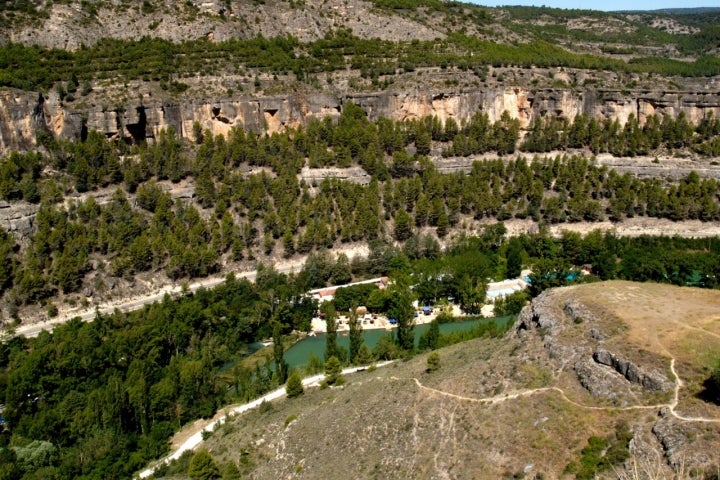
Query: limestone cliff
2 86 720 156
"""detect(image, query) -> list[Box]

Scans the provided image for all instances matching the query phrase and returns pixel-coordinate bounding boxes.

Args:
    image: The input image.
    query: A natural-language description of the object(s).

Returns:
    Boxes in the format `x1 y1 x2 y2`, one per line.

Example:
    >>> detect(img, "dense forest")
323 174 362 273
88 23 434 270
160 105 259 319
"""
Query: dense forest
1 226 720 479
1 103 720 310
2 1 720 478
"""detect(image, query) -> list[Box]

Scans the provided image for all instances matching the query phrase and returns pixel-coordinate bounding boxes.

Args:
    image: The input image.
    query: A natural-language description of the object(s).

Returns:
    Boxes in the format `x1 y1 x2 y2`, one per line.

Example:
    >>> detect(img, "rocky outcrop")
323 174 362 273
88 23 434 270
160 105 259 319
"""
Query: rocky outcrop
3 86 720 156
593 349 673 392
575 358 630 400
300 166 371 186
0 202 37 241
516 288 674 403
515 290 565 334
6 0 444 50
652 419 686 457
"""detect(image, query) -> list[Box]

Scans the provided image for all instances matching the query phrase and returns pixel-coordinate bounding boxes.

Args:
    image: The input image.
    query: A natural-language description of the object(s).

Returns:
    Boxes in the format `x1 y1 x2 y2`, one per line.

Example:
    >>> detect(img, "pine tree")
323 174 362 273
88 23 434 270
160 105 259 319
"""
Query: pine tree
387 280 415 351
506 237 524 278
324 356 342 385
426 352 441 372
272 323 288 384
393 210 414 242
285 371 304 398
418 318 440 351
188 450 220 480
356 343 374 365
322 302 338 361
348 307 363 365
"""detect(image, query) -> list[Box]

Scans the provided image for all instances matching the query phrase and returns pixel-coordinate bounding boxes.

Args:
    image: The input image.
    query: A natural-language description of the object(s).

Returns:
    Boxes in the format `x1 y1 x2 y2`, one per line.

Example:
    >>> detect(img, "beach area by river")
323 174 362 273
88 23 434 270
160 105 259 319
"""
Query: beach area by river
309 303 495 333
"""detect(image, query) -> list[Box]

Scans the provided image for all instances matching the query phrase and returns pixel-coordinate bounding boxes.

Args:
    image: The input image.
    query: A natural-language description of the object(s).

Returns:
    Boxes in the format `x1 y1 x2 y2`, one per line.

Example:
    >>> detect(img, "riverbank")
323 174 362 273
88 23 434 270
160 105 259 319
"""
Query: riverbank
309 303 495 333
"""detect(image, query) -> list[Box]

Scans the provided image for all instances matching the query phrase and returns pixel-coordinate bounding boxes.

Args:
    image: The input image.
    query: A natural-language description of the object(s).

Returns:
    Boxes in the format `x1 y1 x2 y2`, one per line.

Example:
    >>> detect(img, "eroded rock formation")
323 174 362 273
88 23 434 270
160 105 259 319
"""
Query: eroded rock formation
3 86 720 156
516 288 674 403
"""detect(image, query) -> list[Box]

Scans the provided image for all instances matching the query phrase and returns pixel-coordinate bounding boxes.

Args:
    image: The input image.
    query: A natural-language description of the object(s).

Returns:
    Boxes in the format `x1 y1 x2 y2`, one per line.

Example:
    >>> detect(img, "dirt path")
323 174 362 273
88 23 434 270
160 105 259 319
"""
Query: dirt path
396 357 720 424
667 359 720 423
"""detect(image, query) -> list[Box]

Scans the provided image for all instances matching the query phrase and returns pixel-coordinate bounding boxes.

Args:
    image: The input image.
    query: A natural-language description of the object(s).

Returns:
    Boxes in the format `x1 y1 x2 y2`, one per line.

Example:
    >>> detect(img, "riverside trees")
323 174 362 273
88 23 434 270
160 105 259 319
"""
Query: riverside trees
0 274 313 479
2 228 720 477
1 102 720 309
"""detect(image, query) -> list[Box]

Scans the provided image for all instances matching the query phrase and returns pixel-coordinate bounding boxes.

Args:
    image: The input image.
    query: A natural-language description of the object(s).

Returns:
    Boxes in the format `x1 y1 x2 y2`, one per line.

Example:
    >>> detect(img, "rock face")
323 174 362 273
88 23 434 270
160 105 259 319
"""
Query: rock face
5 0 444 50
0 202 37 241
593 349 674 392
299 166 371 186
516 288 674 403
2 86 720 156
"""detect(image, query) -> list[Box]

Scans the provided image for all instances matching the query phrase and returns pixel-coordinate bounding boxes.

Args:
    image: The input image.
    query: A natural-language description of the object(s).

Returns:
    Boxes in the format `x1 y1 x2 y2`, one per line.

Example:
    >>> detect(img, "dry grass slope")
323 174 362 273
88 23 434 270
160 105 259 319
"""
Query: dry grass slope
161 281 720 480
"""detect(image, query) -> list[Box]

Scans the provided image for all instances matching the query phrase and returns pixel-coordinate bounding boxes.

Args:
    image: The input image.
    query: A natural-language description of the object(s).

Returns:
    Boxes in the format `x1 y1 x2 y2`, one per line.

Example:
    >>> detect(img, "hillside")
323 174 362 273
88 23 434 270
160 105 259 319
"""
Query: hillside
1 0 720 150
2 0 719 56
4 101 720 330
167 281 720 479
2 2 720 479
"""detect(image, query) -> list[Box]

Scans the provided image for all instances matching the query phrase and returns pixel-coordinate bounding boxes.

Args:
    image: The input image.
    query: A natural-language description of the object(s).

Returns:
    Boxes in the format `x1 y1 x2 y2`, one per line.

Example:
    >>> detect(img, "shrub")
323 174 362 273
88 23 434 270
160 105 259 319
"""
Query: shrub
188 449 220 480
284 414 297 428
285 372 304 399
704 360 720 405
426 352 441 372
324 356 343 385
46 304 58 318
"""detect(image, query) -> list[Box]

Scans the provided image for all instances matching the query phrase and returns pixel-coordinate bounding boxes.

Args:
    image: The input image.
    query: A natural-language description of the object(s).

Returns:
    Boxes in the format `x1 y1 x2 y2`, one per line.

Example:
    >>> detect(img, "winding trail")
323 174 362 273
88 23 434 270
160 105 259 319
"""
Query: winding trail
137 352 719 479
136 362 392 479
393 357 720 424
667 358 720 423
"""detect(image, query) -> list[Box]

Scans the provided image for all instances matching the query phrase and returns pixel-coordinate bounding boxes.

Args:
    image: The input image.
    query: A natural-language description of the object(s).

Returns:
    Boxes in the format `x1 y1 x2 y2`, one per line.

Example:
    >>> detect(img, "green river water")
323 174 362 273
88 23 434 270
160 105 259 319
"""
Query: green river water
283 315 514 369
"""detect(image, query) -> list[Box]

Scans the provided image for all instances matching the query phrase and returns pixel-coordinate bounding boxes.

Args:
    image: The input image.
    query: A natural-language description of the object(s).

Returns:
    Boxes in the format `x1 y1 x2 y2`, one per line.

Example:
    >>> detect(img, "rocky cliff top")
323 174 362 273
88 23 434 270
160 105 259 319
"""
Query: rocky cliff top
3 0 718 57
4 0 447 49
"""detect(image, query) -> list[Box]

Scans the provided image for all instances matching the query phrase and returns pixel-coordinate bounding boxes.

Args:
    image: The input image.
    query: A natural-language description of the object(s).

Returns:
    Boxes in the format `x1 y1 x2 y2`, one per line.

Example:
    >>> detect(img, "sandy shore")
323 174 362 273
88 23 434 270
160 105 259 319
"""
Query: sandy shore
310 304 494 333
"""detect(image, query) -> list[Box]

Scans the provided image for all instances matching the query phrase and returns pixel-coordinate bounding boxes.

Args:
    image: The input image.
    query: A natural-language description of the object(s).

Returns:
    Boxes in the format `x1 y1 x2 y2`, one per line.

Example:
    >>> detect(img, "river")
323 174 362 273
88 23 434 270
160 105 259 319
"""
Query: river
284 316 514 368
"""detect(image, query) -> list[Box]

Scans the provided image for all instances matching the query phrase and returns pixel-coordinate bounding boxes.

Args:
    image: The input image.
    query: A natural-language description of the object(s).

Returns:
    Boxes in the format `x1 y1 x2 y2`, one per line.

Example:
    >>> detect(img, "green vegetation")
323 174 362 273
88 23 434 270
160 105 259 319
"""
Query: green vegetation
2 23 720 94
492 290 530 316
501 6 720 57
0 85 718 479
285 372 304 399
1 104 719 314
3 4 720 476
188 449 221 480
0 272 314 479
369 0 447 13
426 352 440 372
564 423 633 479
284 413 298 428
518 111 720 157
418 319 440 351
323 356 343 386
387 279 415 351
705 359 720 405
1 225 720 477
323 302 339 362
348 308 363 365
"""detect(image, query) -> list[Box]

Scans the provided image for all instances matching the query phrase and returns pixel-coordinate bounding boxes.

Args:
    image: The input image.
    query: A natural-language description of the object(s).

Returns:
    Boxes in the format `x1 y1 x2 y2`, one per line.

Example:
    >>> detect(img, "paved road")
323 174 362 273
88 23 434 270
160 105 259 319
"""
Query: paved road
10 244 373 339
136 362 392 479
10 262 303 338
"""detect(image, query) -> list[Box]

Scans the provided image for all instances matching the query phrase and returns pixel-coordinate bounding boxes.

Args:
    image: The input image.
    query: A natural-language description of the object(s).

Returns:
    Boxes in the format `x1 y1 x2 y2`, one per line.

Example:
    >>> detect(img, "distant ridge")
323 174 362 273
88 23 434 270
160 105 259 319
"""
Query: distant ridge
614 6 720 14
